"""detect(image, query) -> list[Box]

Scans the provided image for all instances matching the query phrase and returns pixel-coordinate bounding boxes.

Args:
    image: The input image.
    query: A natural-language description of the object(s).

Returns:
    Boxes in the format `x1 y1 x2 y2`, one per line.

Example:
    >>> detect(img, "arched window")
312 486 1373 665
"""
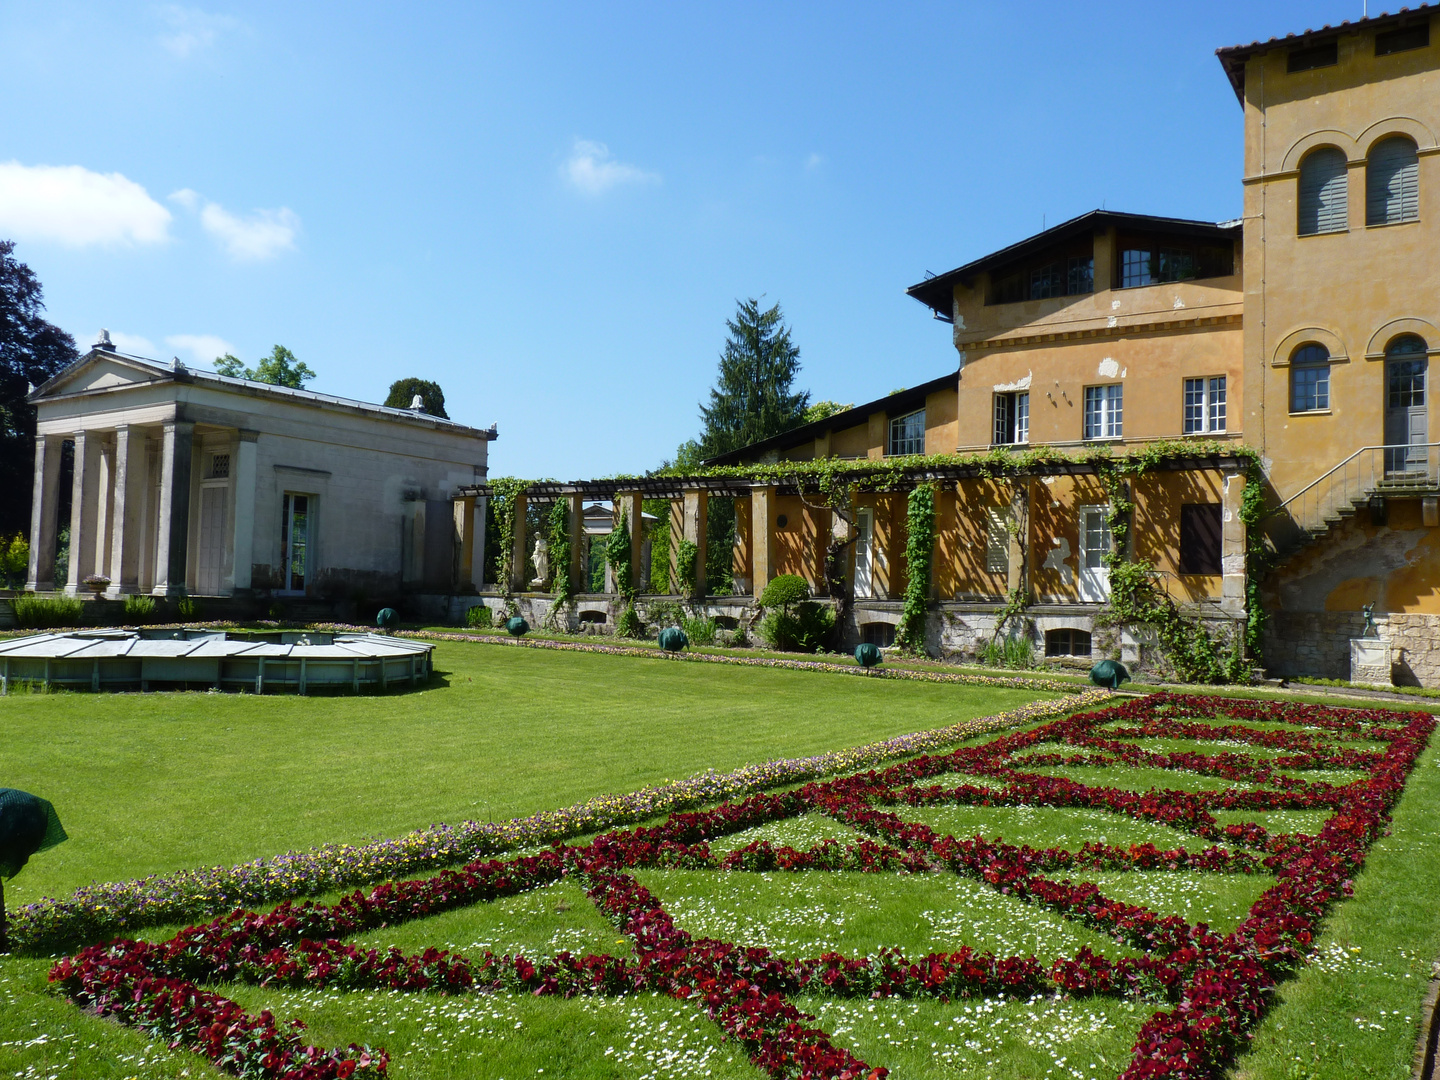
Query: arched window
1367 136 1419 225
1290 343 1331 413
1297 147 1348 235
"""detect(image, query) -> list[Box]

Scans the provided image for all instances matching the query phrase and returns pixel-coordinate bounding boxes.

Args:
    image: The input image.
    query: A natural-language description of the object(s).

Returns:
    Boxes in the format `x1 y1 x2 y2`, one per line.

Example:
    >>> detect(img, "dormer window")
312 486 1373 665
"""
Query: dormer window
1376 24 1429 56
1288 41 1338 73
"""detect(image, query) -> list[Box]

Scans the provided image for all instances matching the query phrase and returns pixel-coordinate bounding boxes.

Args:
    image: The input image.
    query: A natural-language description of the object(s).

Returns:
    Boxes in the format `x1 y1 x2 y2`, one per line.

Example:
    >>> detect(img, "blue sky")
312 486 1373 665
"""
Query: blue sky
1 1 1372 479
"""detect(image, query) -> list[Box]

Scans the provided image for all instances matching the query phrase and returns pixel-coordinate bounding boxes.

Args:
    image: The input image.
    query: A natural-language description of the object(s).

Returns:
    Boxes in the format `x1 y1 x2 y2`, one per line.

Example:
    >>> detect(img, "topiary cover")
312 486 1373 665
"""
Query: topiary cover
505 616 530 637
1090 659 1130 689
658 626 689 652
375 607 398 629
854 642 882 668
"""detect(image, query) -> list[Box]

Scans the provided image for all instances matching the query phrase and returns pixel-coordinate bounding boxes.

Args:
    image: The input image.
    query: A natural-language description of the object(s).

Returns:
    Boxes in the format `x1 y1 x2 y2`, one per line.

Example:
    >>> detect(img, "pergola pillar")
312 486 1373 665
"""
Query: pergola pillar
66 430 102 593
567 493 585 592
231 430 259 592
682 489 708 596
617 491 644 592
26 434 63 590
152 420 194 597
750 485 775 596
454 495 477 590
508 491 528 591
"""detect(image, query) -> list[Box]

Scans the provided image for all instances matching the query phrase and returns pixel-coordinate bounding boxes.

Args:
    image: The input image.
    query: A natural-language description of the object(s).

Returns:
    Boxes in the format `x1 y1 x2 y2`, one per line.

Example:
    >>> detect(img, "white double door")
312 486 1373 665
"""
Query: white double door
853 507 873 598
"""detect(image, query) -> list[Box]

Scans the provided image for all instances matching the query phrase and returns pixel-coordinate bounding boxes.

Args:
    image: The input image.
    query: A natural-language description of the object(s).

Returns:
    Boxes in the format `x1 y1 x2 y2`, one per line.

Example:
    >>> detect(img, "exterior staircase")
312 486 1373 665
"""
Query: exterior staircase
1271 443 1440 560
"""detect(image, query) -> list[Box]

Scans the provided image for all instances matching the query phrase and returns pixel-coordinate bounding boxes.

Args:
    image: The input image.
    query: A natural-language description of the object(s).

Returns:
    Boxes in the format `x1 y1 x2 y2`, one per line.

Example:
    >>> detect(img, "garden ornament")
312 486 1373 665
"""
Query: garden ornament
375 607 398 629
658 626 688 652
854 642 883 668
0 789 67 951
1361 603 1378 638
1089 659 1130 689
505 616 529 637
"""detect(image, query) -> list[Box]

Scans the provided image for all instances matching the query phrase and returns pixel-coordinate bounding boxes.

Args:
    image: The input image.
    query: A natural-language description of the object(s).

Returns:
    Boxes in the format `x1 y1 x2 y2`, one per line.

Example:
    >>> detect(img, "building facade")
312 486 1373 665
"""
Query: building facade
26 343 495 602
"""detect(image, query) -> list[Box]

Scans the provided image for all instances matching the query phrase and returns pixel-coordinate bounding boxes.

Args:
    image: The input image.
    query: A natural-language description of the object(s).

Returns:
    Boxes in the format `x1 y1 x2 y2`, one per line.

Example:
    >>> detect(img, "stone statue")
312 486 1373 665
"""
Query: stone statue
1361 603 1378 638
530 537 550 589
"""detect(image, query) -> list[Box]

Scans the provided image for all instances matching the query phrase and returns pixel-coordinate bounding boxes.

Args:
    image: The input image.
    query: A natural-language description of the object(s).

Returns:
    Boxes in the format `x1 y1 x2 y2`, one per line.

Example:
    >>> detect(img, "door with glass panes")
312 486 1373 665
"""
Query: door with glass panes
1078 506 1112 602
280 493 312 594
1385 337 1428 474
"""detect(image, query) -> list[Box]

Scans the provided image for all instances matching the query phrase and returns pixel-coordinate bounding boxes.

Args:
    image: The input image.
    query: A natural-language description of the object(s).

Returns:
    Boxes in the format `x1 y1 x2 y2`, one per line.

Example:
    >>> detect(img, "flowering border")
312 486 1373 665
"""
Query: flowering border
11 691 1105 954
50 693 1434 1079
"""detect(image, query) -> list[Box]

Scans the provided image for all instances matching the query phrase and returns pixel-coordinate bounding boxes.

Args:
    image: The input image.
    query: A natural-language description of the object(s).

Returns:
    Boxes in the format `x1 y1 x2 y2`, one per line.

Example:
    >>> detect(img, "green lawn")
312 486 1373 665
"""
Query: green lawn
4 652 1440 1080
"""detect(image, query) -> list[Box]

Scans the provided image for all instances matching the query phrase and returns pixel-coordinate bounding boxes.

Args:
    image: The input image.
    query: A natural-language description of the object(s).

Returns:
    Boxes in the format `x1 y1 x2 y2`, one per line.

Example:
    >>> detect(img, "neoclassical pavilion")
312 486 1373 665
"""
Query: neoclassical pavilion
26 341 495 599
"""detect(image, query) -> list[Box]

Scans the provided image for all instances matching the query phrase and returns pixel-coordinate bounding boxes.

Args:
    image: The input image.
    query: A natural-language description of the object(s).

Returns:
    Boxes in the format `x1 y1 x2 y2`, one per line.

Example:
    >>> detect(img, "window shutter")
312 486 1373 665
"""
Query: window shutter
1367 137 1419 225
1179 504 1223 575
986 508 1009 573
1298 148 1347 235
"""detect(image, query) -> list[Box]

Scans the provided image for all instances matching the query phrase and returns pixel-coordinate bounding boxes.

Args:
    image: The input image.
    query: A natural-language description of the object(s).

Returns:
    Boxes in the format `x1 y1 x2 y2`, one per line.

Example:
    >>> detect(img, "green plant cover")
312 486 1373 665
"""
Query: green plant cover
658 626 688 652
505 616 529 637
375 607 398 629
465 605 493 629
0 789 67 879
1090 659 1130 689
854 642 882 668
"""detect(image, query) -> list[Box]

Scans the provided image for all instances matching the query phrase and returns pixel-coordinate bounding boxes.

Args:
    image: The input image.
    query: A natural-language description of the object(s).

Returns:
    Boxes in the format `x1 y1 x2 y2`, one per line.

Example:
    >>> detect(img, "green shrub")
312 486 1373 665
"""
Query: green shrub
177 596 200 620
757 601 835 654
14 595 84 629
981 634 1035 670
616 604 644 639
675 538 698 597
681 614 717 646
465 604 493 629
759 574 810 611
123 595 158 623
1 534 30 588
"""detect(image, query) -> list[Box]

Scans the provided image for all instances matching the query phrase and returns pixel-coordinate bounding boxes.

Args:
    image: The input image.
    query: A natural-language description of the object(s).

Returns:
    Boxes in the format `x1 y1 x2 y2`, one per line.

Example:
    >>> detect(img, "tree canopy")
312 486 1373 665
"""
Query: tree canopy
383 377 448 418
0 241 79 536
696 298 809 459
215 345 316 390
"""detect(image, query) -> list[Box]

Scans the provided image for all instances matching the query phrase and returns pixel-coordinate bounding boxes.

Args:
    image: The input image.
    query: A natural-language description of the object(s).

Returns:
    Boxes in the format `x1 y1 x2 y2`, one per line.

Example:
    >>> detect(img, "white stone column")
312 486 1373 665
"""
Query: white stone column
26 434 64 590
108 425 145 594
94 440 114 581
152 420 194 597
473 496 489 589
230 430 258 592
66 430 102 594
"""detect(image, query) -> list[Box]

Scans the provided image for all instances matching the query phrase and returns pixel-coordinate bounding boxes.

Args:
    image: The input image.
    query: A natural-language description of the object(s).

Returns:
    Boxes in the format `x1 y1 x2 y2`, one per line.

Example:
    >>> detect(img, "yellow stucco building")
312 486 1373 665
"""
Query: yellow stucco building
460 7 1440 685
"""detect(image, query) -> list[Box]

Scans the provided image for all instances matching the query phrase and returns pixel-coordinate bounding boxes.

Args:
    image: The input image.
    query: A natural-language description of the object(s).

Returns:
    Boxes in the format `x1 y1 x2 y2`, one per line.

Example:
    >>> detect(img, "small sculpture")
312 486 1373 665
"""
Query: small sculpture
1361 603 1378 638
530 538 550 589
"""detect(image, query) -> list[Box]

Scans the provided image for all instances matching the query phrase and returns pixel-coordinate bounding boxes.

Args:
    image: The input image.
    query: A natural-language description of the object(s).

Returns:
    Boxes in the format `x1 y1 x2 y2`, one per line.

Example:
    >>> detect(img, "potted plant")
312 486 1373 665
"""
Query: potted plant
81 574 110 597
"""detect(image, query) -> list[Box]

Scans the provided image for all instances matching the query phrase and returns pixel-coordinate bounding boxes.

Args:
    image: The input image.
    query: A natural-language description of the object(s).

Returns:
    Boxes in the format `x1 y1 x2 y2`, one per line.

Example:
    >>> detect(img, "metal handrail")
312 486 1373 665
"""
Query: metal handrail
1275 443 1440 542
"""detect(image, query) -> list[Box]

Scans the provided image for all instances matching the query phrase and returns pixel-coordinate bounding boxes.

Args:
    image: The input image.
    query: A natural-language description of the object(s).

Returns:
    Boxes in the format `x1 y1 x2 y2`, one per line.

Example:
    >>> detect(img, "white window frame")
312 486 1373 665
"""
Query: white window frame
887 409 926 456
993 391 1029 446
1183 376 1227 434
1083 384 1123 440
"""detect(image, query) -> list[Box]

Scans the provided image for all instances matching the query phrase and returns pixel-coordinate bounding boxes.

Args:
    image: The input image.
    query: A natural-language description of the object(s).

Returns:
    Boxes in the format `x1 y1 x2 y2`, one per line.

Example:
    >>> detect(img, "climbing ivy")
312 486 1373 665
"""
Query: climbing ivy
894 484 936 653
486 477 531 592
605 512 644 637
676 538 699 599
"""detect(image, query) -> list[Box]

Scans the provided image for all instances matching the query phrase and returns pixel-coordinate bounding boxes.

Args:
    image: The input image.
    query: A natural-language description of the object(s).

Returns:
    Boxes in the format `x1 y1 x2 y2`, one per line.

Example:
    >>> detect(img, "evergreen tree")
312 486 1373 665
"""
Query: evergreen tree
697 298 809 458
0 241 79 536
383 377 448 418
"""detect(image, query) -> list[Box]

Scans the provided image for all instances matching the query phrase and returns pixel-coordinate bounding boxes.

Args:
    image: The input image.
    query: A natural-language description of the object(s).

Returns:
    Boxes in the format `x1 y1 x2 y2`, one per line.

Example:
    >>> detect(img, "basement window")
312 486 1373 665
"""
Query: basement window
860 622 896 647
1045 628 1092 657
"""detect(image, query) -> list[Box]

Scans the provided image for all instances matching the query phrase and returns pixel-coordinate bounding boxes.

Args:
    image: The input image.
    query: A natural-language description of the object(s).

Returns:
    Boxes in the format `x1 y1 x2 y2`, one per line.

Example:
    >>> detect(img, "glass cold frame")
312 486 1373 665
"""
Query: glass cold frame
888 409 925 456
1290 344 1330 412
1183 376 1227 434
1084 384 1123 439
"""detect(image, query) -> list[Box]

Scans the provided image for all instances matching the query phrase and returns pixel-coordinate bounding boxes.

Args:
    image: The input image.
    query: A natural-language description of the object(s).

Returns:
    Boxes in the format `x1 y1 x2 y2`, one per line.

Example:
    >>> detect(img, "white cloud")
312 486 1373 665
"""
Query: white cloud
562 139 659 196
158 5 241 57
805 153 825 171
166 333 235 364
0 162 171 247
169 189 300 260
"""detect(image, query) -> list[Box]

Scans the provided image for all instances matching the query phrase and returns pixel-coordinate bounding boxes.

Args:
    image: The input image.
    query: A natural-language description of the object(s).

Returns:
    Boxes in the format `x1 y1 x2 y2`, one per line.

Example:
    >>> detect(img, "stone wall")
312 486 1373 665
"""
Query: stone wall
1263 610 1440 687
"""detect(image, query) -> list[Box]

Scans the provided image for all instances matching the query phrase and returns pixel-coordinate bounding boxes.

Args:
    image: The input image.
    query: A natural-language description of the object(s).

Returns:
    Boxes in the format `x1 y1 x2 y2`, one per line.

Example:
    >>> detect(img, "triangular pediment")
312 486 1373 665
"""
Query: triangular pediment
31 350 170 400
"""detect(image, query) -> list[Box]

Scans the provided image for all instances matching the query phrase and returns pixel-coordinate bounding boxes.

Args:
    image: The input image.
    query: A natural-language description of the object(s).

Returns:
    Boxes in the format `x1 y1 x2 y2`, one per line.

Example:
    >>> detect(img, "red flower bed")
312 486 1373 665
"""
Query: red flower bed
51 692 1433 1080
